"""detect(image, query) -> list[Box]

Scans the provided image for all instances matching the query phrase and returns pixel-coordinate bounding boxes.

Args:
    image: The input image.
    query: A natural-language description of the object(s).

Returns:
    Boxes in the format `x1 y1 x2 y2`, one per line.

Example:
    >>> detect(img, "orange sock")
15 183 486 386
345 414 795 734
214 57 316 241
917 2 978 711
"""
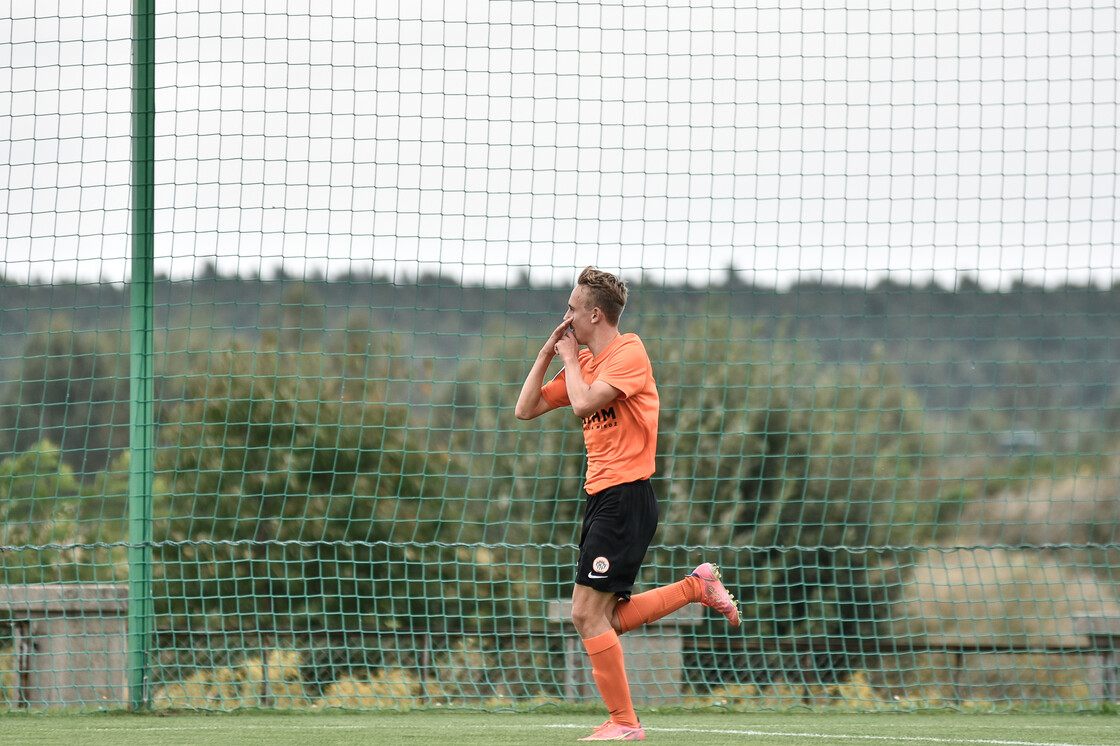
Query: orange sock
581 629 638 728
615 576 702 634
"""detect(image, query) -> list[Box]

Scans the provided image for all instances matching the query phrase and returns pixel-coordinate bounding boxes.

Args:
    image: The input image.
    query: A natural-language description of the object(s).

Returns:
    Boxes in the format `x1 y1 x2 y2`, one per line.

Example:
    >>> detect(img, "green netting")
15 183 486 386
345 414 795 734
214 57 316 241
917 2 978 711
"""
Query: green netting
2 2 1120 714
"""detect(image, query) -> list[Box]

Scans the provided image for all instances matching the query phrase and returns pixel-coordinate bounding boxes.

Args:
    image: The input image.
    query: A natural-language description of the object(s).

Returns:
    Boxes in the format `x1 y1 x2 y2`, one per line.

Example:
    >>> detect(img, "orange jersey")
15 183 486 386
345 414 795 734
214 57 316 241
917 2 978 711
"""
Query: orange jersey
540 333 660 494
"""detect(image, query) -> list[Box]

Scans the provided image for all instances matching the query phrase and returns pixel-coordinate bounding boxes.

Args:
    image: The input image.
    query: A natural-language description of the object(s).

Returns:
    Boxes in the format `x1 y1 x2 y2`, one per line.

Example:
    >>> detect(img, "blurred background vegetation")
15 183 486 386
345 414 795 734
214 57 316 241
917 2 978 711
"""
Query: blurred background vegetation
2 272 1120 705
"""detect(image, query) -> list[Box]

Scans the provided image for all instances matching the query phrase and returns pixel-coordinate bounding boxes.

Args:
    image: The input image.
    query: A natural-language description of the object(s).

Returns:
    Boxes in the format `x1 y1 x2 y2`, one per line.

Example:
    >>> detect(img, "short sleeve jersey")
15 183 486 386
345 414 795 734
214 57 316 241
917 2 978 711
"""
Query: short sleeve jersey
539 333 660 494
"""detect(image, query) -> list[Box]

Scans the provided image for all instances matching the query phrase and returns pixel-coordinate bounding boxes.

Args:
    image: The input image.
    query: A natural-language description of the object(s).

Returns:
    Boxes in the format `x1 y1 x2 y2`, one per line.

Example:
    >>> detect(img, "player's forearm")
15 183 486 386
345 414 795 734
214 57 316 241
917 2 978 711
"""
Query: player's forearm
514 354 554 419
563 374 596 418
565 374 622 420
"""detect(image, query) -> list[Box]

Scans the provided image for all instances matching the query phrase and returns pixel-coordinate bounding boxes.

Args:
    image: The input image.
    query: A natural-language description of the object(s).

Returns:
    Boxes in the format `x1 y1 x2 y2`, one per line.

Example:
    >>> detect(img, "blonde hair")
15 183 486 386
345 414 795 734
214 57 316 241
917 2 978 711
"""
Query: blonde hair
577 266 627 325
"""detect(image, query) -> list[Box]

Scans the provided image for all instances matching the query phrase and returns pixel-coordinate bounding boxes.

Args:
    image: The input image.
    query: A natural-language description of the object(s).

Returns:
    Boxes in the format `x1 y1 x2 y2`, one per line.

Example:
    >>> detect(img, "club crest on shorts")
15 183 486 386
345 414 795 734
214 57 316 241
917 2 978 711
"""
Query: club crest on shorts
592 556 610 574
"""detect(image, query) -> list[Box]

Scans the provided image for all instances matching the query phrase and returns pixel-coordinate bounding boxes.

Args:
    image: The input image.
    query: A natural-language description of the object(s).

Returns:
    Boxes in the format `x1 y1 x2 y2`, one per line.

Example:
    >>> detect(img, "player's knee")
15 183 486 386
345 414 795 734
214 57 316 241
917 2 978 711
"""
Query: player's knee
569 605 591 631
570 604 608 636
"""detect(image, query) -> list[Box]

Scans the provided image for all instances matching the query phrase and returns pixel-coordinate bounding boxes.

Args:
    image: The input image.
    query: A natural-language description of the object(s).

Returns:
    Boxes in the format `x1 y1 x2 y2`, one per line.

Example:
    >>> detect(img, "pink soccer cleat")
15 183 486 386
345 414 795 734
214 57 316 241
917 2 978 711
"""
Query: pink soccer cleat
690 562 742 627
577 721 646 741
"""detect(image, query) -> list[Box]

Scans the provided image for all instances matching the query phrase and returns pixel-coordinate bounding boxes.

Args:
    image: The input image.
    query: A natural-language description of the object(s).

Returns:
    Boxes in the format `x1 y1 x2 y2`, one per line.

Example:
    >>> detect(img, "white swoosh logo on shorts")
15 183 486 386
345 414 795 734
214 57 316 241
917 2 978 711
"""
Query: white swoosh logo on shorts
587 573 608 579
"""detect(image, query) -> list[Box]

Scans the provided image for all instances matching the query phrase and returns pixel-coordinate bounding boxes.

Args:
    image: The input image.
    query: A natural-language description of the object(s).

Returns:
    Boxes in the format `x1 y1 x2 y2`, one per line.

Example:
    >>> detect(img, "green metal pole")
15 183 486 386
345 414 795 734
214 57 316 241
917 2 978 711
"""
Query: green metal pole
128 0 156 711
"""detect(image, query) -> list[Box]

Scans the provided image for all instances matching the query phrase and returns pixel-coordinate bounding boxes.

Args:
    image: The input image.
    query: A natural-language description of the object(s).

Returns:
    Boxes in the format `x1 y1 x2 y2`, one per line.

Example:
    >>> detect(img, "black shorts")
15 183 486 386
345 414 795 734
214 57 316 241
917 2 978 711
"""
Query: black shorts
575 479 659 599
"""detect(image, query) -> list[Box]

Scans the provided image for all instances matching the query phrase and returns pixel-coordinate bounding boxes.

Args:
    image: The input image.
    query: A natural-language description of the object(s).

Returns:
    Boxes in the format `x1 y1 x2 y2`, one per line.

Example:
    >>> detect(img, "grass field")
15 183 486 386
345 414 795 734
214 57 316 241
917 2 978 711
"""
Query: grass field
1 710 1119 746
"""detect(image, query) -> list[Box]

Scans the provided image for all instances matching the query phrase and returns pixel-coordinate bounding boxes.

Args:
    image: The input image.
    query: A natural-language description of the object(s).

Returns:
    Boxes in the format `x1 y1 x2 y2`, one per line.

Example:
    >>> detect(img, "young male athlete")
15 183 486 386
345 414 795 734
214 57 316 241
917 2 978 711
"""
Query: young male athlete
515 266 741 742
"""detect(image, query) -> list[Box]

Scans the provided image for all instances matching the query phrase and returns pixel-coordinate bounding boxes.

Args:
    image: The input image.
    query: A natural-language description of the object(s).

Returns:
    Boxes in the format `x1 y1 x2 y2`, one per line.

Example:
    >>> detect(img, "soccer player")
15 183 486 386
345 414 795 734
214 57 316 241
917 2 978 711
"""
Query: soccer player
515 266 741 742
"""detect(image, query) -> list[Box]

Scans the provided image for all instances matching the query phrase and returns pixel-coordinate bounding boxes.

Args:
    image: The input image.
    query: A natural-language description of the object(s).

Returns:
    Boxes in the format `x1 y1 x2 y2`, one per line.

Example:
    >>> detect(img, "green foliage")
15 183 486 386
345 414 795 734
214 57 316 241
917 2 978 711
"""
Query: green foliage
642 319 936 649
0 440 128 584
435 331 589 600
3 277 1119 707
0 321 129 476
152 334 527 634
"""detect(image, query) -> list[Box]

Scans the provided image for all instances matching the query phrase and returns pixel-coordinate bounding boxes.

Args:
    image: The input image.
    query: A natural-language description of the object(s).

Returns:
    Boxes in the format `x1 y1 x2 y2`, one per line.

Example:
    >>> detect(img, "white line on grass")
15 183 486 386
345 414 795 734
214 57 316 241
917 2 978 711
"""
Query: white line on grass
546 723 1114 746
70 720 1114 746
81 724 369 734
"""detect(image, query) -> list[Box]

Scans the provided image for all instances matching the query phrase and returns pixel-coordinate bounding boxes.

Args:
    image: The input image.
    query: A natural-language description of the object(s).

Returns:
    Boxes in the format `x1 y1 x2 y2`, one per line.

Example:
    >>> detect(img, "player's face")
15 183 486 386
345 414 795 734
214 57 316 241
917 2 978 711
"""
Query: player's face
563 285 596 344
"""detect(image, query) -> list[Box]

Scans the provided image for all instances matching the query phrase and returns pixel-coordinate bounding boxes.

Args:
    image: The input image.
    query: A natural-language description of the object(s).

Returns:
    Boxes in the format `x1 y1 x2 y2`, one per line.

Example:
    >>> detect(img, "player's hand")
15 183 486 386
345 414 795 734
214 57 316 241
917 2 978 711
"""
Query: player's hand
553 327 578 363
539 319 571 359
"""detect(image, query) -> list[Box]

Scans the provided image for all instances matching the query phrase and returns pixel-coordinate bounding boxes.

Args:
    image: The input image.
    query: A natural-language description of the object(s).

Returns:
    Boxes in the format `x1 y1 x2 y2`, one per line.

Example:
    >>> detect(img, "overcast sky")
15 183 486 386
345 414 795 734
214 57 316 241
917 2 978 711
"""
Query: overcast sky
2 0 1118 289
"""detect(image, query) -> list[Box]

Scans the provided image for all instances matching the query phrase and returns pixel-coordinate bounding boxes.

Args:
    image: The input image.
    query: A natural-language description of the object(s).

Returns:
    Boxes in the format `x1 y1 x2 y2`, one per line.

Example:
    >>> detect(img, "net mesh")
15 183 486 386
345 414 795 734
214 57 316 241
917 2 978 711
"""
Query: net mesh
2 2 1120 712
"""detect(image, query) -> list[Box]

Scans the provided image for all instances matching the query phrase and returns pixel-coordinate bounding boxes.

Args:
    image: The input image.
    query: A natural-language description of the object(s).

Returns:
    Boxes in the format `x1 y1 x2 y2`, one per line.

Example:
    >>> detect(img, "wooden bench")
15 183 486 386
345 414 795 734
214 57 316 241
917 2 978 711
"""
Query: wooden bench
0 584 129 709
1074 615 1120 703
690 628 1120 705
